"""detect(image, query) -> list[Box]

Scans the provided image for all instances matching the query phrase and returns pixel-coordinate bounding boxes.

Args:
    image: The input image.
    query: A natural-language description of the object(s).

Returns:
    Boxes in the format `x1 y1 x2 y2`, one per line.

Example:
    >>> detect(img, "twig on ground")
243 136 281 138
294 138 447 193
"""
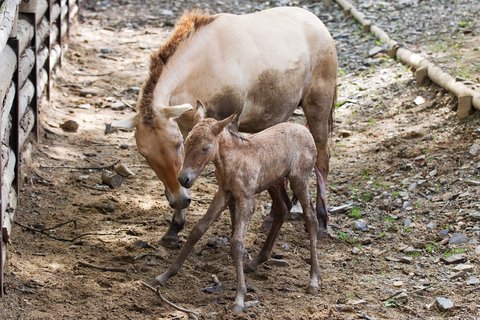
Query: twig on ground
14 221 120 242
133 253 164 261
121 99 136 112
140 281 199 320
78 183 110 191
40 160 120 171
42 219 77 231
78 261 127 273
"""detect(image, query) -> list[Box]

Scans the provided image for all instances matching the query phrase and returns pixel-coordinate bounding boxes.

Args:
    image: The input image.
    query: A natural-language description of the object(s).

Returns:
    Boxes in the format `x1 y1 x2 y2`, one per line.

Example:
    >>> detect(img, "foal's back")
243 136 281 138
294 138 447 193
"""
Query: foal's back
225 122 317 193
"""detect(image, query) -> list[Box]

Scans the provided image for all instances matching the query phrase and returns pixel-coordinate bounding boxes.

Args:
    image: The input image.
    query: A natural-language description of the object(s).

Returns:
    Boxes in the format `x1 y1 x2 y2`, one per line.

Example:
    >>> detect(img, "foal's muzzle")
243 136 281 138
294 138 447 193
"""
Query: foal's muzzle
178 168 196 189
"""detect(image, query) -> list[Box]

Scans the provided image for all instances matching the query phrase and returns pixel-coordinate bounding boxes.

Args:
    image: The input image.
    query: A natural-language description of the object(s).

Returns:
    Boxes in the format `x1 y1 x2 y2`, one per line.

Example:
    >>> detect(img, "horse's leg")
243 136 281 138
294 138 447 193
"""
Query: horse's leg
261 179 291 231
155 190 228 285
231 197 255 314
160 208 186 248
289 176 320 295
246 181 288 272
302 78 336 236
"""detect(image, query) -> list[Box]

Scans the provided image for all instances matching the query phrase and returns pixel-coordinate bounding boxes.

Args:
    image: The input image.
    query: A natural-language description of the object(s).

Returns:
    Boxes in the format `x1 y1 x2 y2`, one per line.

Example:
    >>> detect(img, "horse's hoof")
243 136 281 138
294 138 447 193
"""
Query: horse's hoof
307 285 318 295
154 273 169 286
244 261 257 273
232 303 244 314
317 226 327 239
160 235 180 249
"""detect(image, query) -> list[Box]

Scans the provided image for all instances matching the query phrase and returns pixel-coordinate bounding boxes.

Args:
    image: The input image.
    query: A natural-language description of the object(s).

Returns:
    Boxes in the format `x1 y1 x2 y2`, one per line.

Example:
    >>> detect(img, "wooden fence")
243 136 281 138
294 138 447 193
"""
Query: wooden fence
0 0 79 297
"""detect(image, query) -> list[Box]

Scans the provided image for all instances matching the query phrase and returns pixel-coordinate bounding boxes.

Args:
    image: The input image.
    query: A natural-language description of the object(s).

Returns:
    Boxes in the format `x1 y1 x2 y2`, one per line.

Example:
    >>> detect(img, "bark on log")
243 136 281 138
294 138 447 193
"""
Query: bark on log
50 24 59 46
61 1 68 22
0 0 21 53
61 19 68 39
0 44 17 105
36 17 49 50
19 79 35 118
69 4 79 21
19 107 35 149
18 48 35 89
50 43 61 69
37 44 49 70
51 3 61 21
2 186 17 243
38 67 48 97
1 83 15 144
16 17 34 54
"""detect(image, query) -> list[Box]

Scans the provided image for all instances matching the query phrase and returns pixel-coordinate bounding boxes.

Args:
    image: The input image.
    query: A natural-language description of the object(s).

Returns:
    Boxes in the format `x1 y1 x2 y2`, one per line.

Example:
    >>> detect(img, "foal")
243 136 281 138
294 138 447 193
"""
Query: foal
156 110 320 314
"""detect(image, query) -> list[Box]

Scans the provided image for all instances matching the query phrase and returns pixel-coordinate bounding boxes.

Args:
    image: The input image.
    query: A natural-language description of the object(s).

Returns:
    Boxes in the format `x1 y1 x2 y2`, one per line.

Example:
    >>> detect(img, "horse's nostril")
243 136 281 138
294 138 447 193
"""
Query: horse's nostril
186 198 191 205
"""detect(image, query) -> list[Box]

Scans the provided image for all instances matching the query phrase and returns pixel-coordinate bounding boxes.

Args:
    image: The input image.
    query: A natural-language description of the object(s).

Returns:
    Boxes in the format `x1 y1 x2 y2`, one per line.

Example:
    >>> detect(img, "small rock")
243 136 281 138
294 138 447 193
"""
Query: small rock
437 229 449 238
353 219 368 232
351 247 360 255
110 101 126 111
414 96 426 105
468 212 480 221
385 256 400 262
329 203 355 215
289 203 303 220
120 144 129 150
392 292 408 305
453 264 474 272
282 243 291 251
426 221 437 231
160 9 174 16
399 256 413 264
469 143 480 156
442 254 466 264
206 237 228 248
368 46 385 57
476 245 480 255
267 258 289 267
435 297 454 311
77 103 92 109
393 281 403 287
60 120 79 132
403 218 412 227
466 277 479 285
448 233 469 245
338 129 352 138
100 48 112 54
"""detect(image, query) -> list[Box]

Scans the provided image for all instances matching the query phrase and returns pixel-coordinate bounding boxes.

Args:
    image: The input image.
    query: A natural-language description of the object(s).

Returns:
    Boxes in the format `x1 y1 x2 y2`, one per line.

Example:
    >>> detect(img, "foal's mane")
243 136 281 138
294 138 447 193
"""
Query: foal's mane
139 10 216 126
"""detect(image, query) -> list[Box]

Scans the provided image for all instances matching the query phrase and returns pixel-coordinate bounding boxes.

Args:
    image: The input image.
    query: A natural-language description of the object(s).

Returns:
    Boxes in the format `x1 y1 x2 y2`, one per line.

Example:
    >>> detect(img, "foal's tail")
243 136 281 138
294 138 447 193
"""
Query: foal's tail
328 82 337 136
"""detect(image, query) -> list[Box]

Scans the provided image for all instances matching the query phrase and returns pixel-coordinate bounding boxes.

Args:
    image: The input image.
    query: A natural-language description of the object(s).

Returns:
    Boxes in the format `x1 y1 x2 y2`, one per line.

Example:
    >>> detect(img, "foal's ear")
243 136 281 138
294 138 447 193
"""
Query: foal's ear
213 113 237 135
194 100 206 124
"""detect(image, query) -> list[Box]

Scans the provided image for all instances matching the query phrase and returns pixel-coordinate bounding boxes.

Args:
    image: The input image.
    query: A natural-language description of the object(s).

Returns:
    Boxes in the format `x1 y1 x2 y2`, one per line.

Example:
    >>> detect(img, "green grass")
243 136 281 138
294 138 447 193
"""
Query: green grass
406 251 421 257
384 216 396 224
391 191 400 198
338 68 345 77
443 248 466 258
362 192 373 202
350 207 362 219
425 243 436 255
403 226 413 233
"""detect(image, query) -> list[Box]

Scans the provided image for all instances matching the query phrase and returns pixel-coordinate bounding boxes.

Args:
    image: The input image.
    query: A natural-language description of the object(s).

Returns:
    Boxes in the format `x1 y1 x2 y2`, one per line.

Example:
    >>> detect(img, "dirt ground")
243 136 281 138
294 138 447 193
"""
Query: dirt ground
1 1 480 319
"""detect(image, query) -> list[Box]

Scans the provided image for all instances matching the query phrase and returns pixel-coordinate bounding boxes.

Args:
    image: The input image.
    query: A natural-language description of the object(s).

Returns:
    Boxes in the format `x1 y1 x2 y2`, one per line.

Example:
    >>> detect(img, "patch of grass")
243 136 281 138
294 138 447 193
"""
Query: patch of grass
350 207 362 219
374 39 383 46
338 231 358 244
338 68 345 77
383 216 396 224
443 248 466 258
431 41 448 53
391 191 400 198
362 192 373 202
368 118 377 126
361 168 370 180
403 226 413 233
457 20 470 28
457 65 472 79
425 243 437 255
383 299 398 308
406 251 421 257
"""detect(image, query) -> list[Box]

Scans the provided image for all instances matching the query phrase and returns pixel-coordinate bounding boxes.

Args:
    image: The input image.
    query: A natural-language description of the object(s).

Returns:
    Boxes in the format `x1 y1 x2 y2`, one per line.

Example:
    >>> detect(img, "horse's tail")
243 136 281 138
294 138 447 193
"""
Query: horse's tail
329 82 337 136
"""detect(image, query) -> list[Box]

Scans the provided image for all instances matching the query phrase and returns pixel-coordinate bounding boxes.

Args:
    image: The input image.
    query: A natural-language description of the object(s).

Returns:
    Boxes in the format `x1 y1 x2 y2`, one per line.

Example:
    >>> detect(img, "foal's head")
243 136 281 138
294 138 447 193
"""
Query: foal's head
178 105 236 188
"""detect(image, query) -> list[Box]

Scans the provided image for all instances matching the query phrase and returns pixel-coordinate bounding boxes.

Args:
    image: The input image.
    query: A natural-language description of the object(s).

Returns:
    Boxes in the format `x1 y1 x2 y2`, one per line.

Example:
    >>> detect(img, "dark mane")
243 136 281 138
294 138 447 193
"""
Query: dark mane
228 129 249 142
139 10 216 126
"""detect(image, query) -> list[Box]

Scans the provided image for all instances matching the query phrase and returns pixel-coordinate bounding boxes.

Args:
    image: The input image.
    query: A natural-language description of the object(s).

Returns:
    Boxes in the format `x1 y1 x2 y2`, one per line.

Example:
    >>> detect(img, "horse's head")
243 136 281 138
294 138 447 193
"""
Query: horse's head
178 102 235 188
112 103 193 210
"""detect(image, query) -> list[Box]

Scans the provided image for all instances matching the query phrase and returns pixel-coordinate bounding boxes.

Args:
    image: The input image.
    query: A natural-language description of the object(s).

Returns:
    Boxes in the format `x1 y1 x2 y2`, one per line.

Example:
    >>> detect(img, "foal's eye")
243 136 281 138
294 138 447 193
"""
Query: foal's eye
202 144 211 152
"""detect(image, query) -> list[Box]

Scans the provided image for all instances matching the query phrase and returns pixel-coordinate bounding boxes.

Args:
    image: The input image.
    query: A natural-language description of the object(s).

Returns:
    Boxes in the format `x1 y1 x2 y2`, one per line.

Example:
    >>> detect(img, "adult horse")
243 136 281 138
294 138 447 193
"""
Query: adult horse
113 7 337 248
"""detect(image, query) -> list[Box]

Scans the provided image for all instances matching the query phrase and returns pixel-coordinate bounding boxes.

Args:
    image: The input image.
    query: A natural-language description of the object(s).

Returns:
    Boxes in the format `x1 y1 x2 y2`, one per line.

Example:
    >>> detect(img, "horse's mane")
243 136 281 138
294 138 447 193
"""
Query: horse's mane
139 10 216 126
228 129 249 142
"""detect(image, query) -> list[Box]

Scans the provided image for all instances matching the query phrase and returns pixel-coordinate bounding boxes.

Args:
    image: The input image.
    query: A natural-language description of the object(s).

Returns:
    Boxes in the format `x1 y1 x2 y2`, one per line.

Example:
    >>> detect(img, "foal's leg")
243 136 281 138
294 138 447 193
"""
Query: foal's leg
231 197 255 314
155 190 228 285
245 183 289 272
161 208 186 248
302 79 336 236
289 177 321 295
261 179 292 231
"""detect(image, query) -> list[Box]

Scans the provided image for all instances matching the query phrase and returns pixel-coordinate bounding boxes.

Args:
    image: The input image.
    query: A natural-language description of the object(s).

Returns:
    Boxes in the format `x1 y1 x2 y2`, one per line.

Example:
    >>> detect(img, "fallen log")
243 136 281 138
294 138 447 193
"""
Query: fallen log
16 17 34 54
38 67 48 97
0 44 17 105
37 44 49 71
18 47 35 88
18 79 35 118
0 0 21 53
69 3 79 20
1 83 15 143
50 43 61 69
36 16 49 50
101 171 124 189
19 0 48 25
19 106 35 149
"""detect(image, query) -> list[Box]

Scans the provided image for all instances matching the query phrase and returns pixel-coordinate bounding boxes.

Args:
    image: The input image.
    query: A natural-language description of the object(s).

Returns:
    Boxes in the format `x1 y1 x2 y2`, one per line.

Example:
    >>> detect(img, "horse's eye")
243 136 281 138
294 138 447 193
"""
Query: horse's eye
175 142 182 150
202 144 211 152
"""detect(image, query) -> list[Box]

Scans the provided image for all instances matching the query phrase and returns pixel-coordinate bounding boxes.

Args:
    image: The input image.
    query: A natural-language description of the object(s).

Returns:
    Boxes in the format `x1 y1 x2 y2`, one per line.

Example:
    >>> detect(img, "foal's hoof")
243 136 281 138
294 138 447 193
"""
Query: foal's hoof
232 303 244 314
307 285 319 295
160 234 180 249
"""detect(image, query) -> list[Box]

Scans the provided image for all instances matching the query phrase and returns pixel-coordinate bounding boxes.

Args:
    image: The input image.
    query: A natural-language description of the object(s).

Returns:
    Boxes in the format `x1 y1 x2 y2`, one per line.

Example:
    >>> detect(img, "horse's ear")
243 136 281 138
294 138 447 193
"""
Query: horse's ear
111 114 139 129
159 103 193 119
194 100 206 124
213 113 236 135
